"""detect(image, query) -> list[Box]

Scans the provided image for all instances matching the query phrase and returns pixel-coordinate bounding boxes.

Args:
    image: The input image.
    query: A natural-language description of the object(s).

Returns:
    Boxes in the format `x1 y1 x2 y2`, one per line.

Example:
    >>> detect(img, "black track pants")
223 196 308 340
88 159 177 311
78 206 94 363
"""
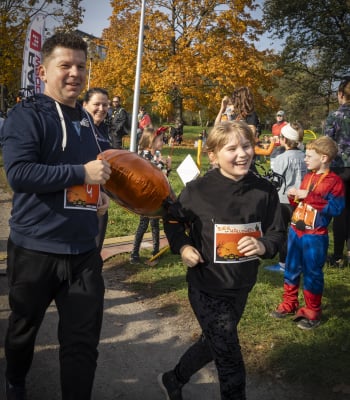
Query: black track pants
174 284 250 400
5 239 105 400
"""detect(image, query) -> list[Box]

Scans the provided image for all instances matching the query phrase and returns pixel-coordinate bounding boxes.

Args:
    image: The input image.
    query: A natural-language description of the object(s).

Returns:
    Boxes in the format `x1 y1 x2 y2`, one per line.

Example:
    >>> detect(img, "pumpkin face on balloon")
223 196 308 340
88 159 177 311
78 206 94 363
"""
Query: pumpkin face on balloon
97 149 176 217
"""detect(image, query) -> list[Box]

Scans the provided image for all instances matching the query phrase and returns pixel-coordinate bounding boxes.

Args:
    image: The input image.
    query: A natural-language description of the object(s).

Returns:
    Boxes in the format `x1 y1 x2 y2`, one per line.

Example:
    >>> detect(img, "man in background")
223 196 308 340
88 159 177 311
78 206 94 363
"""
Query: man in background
271 110 288 168
110 95 128 149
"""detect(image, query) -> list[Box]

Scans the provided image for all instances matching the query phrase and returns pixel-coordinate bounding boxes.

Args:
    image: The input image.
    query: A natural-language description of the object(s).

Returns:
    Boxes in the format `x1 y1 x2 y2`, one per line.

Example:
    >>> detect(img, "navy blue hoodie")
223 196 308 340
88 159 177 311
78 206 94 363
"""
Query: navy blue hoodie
1 94 103 254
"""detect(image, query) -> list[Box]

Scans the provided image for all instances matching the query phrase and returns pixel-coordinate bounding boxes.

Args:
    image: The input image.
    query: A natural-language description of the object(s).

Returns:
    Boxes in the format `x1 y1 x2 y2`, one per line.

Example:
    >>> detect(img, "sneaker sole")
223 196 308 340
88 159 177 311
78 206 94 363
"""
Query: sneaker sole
264 265 284 271
270 310 295 319
157 373 171 400
297 319 321 330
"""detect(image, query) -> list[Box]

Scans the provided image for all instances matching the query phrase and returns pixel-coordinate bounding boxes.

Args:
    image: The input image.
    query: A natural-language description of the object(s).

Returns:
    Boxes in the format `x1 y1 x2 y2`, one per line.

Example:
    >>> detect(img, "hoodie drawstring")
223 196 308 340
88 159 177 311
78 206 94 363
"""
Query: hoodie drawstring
55 101 67 151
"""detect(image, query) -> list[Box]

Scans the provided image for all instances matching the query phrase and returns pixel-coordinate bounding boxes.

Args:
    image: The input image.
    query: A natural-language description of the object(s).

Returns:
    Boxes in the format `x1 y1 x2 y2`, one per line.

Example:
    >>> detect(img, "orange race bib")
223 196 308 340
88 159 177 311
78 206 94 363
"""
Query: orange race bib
291 202 317 230
214 222 262 263
64 184 100 211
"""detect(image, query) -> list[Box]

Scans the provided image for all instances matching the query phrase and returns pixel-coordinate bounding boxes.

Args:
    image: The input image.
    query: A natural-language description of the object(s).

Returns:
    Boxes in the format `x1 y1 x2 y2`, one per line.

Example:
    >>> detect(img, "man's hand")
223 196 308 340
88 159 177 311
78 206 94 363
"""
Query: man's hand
84 159 111 184
97 192 110 216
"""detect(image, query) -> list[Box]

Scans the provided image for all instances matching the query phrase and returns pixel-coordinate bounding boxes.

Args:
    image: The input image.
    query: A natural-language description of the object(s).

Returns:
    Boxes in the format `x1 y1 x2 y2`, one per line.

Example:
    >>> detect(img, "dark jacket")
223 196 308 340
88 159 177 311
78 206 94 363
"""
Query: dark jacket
1 94 103 254
110 106 128 137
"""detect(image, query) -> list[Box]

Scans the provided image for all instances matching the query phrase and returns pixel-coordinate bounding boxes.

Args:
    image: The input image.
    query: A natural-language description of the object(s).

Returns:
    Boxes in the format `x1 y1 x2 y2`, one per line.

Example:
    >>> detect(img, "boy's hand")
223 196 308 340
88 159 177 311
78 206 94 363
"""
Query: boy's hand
294 189 308 200
287 187 297 197
237 236 266 256
180 245 204 268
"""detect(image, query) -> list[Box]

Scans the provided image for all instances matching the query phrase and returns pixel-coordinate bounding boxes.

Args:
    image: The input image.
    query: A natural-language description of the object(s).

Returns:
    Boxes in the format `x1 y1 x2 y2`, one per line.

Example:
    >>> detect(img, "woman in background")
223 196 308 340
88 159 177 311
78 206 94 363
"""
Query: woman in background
83 87 111 252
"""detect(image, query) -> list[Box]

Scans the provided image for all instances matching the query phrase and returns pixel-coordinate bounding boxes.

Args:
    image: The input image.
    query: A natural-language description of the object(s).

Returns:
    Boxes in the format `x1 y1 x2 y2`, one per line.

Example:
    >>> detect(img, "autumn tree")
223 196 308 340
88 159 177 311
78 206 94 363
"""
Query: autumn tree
263 0 350 125
0 0 84 109
91 0 281 124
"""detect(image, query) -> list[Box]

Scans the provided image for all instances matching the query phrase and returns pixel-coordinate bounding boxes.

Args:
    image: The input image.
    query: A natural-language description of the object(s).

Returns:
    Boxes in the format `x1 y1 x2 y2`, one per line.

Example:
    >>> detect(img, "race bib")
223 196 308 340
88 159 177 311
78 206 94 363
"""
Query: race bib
291 202 317 230
64 184 100 211
214 222 262 263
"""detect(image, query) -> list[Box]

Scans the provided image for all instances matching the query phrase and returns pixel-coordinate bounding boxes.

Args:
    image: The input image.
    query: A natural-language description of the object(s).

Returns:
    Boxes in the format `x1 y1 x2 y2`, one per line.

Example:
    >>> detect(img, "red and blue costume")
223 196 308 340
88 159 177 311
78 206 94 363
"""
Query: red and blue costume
277 170 345 321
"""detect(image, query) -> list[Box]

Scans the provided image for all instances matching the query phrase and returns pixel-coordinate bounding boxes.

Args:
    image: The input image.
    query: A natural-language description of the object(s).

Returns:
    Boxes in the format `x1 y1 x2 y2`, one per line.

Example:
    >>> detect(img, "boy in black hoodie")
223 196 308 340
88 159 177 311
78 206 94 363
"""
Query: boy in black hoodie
158 121 285 400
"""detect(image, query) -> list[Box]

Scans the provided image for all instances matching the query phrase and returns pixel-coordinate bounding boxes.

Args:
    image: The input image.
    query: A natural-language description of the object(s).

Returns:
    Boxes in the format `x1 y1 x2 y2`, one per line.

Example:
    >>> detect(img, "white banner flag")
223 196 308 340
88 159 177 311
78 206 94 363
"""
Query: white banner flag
21 13 46 96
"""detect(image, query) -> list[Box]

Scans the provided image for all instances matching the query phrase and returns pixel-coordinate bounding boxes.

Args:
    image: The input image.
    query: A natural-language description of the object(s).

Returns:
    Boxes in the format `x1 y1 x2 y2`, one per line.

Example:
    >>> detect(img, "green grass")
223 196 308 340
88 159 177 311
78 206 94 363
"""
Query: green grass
104 127 350 397
110 250 350 398
106 127 208 238
243 262 350 384
2 128 350 398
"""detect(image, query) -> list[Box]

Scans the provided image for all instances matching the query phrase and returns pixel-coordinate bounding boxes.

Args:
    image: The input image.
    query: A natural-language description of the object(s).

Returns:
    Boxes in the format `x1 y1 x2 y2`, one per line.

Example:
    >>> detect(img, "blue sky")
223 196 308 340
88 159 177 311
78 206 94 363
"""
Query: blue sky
78 0 112 37
77 0 281 51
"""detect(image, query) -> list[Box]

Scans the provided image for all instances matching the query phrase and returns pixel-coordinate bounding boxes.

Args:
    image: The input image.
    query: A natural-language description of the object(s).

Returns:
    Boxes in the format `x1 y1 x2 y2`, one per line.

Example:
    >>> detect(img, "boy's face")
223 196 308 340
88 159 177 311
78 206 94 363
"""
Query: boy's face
209 133 254 181
304 149 326 171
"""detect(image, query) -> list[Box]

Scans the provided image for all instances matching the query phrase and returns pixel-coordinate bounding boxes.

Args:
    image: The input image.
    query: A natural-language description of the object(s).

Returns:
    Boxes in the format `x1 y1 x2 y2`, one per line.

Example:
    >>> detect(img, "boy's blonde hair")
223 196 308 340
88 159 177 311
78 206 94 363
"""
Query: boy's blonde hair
206 121 255 154
306 136 338 162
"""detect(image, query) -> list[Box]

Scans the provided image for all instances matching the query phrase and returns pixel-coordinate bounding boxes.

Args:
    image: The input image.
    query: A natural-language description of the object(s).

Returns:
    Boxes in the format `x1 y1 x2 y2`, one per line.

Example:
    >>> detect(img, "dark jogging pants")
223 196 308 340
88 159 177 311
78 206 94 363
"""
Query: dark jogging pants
174 284 250 400
5 239 105 400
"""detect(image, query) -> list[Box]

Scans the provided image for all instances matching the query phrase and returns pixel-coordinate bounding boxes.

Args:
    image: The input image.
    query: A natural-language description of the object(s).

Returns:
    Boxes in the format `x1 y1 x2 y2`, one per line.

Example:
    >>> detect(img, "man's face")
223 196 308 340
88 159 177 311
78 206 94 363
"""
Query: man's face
39 46 87 107
276 113 284 121
112 98 120 108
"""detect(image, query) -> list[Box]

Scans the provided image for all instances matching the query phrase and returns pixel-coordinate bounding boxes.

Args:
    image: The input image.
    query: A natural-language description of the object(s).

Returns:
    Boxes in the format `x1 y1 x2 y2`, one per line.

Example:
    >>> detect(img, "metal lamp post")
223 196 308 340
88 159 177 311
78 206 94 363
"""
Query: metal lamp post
129 0 146 152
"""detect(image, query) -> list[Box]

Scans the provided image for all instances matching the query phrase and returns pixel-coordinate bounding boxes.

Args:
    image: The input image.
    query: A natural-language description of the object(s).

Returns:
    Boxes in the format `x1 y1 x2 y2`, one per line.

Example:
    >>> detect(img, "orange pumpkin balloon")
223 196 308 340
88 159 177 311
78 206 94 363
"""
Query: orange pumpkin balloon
97 149 176 217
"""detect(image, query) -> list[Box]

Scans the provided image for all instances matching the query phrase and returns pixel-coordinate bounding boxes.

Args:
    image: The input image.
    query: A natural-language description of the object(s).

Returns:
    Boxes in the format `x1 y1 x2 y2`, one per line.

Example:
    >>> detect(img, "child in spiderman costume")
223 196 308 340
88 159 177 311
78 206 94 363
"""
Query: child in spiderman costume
271 136 345 330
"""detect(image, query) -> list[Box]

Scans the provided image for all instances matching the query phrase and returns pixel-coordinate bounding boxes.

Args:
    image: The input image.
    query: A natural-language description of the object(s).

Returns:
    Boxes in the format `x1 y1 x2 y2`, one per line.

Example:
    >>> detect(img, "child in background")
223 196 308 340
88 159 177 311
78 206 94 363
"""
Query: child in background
271 136 345 330
159 121 285 400
130 126 171 266
264 123 307 272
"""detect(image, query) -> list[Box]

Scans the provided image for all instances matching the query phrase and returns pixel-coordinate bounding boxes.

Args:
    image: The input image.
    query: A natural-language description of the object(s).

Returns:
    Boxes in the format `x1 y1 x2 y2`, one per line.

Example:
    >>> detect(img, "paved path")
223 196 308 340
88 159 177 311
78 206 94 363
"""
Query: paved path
0 190 327 400
101 233 169 263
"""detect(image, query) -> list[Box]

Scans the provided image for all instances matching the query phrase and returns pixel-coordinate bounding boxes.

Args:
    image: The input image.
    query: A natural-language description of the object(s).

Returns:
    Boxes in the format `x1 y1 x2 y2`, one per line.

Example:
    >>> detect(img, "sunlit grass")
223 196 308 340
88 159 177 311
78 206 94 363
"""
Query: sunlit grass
107 249 350 397
103 127 350 397
2 128 349 397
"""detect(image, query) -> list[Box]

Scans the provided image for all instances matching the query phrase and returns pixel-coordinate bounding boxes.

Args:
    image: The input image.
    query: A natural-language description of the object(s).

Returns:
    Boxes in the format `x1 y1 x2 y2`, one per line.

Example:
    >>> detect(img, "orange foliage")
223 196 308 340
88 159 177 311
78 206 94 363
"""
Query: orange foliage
89 0 282 121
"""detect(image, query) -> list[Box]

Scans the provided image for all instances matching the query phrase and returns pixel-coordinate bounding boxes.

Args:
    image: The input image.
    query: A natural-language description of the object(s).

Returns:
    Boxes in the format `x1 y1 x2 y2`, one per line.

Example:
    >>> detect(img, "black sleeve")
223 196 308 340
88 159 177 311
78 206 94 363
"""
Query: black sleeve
246 111 259 127
163 197 194 254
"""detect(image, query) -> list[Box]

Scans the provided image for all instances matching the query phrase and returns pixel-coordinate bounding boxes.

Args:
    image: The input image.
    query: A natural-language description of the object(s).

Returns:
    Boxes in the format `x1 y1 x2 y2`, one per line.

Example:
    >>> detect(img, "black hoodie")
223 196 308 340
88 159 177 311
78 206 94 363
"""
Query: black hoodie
164 168 285 295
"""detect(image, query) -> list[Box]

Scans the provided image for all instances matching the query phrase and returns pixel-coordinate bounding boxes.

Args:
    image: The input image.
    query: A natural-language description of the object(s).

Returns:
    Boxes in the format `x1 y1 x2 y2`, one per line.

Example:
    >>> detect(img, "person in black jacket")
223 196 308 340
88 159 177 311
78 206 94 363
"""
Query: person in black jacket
158 121 285 400
109 95 128 149
1 33 111 400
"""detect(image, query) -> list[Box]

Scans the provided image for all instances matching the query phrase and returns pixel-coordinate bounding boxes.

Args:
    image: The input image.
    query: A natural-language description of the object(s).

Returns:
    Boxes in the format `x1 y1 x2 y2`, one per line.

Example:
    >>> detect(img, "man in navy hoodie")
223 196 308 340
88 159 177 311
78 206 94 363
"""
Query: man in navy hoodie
1 33 111 399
